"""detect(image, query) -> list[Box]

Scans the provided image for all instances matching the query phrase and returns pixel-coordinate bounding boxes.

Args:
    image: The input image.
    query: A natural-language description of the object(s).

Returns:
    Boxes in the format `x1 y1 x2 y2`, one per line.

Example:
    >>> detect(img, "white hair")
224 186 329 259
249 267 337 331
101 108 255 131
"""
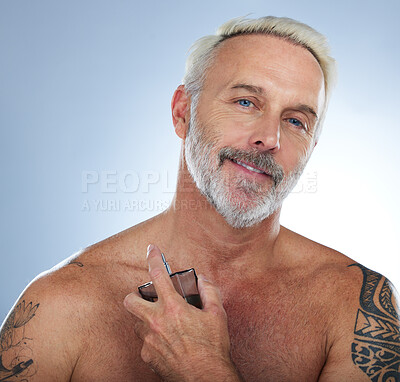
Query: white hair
183 16 337 140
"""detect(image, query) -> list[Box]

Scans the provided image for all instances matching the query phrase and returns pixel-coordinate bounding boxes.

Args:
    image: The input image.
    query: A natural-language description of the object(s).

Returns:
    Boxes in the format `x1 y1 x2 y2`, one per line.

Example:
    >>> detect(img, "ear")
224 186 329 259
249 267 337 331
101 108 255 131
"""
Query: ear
171 85 190 139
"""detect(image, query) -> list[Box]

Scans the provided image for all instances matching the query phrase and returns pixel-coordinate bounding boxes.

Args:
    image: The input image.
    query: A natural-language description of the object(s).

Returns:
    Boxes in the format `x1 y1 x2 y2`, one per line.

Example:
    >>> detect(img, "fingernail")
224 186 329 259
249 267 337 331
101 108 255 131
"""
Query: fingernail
147 244 154 256
123 294 132 307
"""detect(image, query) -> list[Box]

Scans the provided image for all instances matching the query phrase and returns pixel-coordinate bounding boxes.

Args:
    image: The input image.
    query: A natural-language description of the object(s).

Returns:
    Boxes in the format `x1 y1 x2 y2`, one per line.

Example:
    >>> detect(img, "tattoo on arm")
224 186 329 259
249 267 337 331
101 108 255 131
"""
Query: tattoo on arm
0 300 39 381
349 263 400 381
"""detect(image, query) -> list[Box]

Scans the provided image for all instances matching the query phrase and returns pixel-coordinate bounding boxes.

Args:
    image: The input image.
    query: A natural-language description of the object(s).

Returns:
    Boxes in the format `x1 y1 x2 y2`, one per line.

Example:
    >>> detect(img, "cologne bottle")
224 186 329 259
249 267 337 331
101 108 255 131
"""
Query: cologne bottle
138 253 202 309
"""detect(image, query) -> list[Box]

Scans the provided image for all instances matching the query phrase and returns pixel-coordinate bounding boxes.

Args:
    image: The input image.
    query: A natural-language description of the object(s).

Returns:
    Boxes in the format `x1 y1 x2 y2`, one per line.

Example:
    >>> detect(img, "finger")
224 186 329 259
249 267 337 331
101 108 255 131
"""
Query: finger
134 319 149 342
197 275 225 314
124 291 155 321
146 244 177 301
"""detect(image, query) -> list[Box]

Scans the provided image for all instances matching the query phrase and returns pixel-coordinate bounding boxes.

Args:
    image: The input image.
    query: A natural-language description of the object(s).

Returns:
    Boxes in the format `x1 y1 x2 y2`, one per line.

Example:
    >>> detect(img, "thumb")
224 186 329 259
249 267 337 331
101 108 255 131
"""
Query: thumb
198 275 225 314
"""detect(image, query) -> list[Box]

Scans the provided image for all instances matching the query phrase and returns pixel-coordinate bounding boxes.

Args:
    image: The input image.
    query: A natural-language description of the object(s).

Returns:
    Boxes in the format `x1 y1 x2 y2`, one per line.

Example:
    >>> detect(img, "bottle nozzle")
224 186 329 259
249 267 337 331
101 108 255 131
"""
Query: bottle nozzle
161 253 172 275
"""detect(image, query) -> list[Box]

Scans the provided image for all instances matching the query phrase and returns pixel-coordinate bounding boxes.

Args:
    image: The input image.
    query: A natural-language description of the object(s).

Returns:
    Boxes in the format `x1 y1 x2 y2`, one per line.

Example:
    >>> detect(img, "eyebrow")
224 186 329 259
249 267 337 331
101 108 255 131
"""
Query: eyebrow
231 83 266 96
231 83 319 121
295 104 319 121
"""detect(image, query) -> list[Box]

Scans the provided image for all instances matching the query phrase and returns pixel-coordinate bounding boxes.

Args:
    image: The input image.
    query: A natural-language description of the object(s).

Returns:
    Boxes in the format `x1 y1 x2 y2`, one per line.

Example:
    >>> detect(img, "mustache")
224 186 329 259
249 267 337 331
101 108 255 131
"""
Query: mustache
218 147 285 186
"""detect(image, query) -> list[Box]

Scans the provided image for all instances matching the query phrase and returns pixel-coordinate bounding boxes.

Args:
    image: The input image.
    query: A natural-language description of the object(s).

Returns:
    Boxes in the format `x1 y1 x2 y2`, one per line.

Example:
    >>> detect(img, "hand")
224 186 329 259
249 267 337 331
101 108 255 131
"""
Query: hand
124 244 242 382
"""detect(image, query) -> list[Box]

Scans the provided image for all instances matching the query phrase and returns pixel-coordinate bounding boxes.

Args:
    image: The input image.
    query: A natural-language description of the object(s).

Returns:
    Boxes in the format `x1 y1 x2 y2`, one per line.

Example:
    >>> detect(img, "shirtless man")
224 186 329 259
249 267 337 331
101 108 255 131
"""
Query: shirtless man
1 16 399 382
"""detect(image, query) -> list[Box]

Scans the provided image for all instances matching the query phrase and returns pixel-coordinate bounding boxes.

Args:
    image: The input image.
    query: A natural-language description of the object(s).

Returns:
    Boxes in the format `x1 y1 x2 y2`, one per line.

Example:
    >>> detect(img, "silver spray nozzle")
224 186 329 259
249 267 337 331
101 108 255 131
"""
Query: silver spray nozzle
161 253 172 275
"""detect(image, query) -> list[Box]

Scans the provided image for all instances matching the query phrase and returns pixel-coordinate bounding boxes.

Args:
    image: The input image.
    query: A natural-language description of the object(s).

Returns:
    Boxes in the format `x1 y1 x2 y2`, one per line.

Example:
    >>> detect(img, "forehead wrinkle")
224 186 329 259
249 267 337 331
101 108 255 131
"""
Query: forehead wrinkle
201 35 325 116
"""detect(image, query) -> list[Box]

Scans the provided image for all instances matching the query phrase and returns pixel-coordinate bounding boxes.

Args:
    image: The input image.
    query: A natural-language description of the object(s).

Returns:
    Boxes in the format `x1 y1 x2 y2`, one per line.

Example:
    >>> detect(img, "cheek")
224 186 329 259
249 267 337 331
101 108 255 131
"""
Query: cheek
281 126 314 152
205 115 260 149
198 101 259 134
279 134 313 171
219 129 249 147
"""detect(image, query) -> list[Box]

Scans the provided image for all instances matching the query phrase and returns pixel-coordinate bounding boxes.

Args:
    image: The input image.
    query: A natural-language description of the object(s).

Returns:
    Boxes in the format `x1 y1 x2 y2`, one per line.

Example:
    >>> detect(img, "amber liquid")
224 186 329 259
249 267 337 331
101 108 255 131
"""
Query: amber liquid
184 294 202 309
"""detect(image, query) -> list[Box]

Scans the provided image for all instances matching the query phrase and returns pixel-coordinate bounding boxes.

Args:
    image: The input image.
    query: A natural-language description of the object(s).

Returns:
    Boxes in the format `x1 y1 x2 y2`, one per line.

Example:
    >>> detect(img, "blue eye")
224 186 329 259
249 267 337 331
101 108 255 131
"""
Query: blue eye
288 118 303 128
237 99 253 107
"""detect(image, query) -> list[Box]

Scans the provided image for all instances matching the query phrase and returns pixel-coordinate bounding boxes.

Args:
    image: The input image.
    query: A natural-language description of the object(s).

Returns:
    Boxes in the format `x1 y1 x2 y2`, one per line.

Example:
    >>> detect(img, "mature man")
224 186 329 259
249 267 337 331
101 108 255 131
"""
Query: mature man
1 16 399 381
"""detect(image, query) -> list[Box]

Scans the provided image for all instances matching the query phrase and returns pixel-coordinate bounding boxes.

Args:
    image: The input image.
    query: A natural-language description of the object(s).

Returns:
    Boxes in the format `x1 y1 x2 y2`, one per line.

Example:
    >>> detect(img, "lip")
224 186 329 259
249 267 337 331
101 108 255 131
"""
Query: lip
229 159 271 178
230 158 269 175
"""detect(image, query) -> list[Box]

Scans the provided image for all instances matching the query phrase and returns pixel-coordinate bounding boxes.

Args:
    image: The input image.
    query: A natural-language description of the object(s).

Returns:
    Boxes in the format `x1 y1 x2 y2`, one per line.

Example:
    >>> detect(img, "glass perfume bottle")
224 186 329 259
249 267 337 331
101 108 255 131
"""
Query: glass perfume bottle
138 253 202 309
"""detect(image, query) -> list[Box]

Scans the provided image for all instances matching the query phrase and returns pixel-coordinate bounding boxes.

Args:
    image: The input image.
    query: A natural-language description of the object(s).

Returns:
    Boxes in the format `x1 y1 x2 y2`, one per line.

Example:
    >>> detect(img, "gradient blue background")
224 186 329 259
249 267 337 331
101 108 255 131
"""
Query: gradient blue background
1 0 399 320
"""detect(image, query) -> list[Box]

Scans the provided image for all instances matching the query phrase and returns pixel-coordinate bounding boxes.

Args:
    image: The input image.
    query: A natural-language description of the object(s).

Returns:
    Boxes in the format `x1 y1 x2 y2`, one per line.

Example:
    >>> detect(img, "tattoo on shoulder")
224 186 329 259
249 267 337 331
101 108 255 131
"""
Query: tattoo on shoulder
348 263 400 381
69 261 84 267
0 300 40 381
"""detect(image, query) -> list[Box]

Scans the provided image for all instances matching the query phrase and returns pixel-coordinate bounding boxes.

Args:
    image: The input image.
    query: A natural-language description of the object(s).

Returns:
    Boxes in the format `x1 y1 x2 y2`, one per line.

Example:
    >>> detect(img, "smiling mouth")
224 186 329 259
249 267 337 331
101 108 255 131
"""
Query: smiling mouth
230 159 267 175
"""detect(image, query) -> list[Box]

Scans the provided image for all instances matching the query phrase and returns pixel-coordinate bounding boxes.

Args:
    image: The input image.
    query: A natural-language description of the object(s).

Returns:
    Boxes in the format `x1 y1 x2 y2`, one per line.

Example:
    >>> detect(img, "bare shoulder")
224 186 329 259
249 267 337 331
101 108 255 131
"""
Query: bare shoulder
280 226 385 288
0 221 152 381
282 226 399 320
0 258 94 381
281 228 400 380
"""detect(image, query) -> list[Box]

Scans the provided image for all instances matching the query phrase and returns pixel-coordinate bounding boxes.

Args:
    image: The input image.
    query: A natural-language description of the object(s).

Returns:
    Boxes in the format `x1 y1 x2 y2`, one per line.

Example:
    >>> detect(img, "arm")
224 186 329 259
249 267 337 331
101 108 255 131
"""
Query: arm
319 263 400 381
0 275 80 381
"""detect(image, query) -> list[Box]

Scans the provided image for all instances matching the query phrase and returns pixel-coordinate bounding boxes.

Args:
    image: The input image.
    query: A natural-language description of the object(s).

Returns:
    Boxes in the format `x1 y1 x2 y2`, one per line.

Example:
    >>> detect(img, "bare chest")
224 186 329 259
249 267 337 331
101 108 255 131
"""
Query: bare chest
71 270 330 382
224 290 329 382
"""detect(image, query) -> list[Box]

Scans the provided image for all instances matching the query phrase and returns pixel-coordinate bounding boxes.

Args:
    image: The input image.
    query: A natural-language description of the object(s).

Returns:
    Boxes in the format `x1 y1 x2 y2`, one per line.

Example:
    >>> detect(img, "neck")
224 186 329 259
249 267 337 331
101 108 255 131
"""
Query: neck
157 156 283 279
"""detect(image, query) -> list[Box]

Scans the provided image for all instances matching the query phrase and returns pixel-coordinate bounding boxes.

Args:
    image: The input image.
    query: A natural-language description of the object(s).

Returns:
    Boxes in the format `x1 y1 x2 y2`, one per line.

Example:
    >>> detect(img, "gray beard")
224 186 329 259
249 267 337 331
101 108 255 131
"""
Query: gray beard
184 111 309 229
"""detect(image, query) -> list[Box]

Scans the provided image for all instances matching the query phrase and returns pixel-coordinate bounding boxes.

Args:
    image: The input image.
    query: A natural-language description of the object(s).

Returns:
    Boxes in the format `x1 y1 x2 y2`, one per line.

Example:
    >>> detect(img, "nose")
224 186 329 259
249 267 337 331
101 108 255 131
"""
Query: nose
248 115 281 152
